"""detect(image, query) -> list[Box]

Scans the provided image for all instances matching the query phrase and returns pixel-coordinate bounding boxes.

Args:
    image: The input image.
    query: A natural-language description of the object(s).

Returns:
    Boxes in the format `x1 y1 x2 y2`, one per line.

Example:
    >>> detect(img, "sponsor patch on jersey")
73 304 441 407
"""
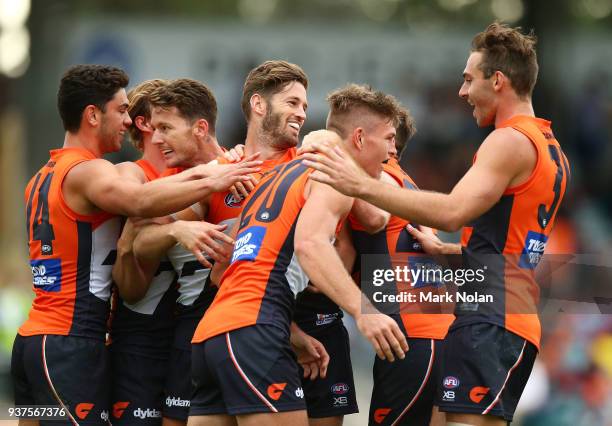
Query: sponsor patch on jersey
231 226 266 263
30 258 61 292
519 231 547 269
224 192 244 208
408 256 444 288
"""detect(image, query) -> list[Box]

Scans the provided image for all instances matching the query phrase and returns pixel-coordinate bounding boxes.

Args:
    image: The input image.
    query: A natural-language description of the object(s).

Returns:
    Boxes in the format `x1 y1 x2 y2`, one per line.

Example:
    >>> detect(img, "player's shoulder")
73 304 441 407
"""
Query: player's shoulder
480 127 533 158
115 161 147 183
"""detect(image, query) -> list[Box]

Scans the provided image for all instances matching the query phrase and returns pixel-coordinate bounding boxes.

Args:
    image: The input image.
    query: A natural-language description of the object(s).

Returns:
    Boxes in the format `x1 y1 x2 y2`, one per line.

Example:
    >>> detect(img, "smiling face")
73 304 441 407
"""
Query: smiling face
150 106 199 168
459 51 498 127
98 88 131 153
261 81 307 149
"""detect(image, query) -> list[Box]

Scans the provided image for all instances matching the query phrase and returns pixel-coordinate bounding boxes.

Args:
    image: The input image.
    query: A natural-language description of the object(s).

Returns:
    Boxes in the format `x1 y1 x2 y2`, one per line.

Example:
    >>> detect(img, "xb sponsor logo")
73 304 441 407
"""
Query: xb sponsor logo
373 408 391 424
443 376 460 389
469 386 490 404
267 383 287 401
75 402 94 420
442 390 455 402
333 396 348 407
112 401 130 419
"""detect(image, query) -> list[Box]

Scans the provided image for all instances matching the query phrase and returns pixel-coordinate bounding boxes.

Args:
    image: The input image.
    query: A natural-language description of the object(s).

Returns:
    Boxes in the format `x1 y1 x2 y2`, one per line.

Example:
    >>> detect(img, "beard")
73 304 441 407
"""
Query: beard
261 106 298 150
99 116 122 152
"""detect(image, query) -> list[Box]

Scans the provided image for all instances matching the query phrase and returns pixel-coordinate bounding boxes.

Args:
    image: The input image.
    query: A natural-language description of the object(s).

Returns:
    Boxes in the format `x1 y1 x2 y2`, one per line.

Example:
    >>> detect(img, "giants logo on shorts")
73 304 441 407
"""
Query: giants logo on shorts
331 383 349 395
519 231 548 269
267 383 287 401
443 376 460 389
224 193 244 208
231 226 266 263
469 386 490 404
75 403 94 420
112 402 130 419
373 408 391 424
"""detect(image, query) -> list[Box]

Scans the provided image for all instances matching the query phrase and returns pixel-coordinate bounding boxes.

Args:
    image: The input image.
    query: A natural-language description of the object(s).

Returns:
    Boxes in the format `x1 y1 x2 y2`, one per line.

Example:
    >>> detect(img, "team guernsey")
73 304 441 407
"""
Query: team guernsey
350 161 454 426
21 147 119 339
437 115 569 422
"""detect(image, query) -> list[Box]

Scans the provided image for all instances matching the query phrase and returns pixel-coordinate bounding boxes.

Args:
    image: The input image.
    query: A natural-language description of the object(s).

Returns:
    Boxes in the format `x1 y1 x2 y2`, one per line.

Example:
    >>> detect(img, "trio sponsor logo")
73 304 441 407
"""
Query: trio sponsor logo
30 258 62 291
112 401 130 419
443 376 460 389
224 193 244 208
519 231 548 269
469 386 490 404
165 396 190 408
133 408 161 419
267 383 287 401
331 383 349 395
231 226 266 263
75 403 94 420
373 408 391 424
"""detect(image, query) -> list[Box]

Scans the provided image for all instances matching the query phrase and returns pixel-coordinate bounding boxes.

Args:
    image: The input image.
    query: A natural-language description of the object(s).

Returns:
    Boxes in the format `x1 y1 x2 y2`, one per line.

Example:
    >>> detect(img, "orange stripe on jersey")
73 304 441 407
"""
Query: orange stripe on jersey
206 148 297 226
459 115 570 349
349 163 454 339
193 157 311 342
160 167 184 177
20 148 119 339
135 159 162 181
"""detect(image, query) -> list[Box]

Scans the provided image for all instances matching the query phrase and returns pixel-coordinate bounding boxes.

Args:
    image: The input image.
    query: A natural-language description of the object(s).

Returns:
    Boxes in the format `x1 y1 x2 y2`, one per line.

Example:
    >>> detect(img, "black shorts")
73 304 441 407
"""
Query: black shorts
162 347 193 420
110 347 166 424
11 334 110 425
190 324 306 416
369 338 442 426
299 323 358 418
436 323 537 422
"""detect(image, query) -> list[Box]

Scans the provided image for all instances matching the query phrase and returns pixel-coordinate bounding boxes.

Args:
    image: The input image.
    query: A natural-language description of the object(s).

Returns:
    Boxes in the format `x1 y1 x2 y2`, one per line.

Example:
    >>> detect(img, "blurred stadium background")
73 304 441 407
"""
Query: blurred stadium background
0 0 611 424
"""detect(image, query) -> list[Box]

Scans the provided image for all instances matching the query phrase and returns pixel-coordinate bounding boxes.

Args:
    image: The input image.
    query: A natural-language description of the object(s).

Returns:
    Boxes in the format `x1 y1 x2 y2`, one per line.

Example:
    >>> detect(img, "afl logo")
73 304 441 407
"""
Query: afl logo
224 193 243 208
443 376 460 389
331 383 349 395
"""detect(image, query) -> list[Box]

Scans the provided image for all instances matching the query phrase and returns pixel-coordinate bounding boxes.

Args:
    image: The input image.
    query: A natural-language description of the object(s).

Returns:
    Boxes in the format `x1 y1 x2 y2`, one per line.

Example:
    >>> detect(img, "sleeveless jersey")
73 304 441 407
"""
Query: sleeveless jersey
20 147 120 340
349 162 455 339
109 160 178 357
456 115 570 349
193 158 319 342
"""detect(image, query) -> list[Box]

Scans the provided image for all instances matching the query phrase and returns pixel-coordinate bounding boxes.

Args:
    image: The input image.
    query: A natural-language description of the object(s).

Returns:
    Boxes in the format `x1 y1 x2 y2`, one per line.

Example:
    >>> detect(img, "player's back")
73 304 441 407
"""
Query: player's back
193 158 312 343
21 147 120 340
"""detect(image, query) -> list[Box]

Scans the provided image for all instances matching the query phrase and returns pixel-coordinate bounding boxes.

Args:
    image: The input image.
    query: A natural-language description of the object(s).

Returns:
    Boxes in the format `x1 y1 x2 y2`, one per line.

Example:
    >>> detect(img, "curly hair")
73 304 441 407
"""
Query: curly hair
241 60 308 122
472 22 538 98
57 64 129 132
326 84 402 138
149 78 217 133
127 79 169 151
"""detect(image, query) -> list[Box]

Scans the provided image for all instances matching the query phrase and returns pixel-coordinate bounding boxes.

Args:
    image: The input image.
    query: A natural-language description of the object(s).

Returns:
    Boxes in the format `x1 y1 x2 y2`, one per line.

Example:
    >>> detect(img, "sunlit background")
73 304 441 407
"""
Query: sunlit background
1 0 611 424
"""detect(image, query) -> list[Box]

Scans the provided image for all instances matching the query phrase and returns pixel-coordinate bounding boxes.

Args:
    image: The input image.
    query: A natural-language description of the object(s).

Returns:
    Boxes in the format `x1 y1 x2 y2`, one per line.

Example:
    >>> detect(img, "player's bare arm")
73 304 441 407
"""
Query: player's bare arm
303 127 536 232
63 156 261 218
294 180 408 362
348 171 396 234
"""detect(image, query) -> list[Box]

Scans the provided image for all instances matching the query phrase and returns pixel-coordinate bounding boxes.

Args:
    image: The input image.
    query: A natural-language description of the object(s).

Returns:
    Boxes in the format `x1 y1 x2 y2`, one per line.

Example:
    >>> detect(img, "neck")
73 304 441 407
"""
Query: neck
63 130 101 157
494 97 535 127
193 135 225 165
244 124 291 161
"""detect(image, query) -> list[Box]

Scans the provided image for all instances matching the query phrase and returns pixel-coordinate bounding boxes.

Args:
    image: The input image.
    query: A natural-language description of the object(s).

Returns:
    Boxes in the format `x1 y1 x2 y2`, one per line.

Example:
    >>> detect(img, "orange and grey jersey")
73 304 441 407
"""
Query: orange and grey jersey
20 147 120 340
457 115 570 349
193 158 318 343
349 162 455 340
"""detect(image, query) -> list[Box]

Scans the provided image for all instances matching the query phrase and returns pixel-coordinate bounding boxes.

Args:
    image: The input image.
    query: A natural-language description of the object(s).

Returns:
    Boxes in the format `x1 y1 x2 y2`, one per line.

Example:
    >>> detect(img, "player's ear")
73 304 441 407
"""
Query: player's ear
493 70 504 92
351 128 364 151
84 104 99 127
134 116 151 133
250 93 266 118
193 118 209 139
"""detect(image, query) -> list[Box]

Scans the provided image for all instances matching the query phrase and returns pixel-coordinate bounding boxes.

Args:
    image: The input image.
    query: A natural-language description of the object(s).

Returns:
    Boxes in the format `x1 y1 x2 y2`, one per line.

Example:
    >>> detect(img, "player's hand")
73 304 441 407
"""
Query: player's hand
406 224 444 255
202 154 262 193
298 129 342 155
355 312 408 362
301 145 370 197
223 144 246 163
290 324 330 380
171 220 234 268
228 173 259 202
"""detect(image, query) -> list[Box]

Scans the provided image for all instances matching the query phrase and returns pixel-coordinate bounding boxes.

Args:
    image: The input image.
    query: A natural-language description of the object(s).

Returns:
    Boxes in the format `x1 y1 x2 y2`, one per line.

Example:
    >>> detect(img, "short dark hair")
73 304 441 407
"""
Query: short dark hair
149 78 217 133
57 64 129 133
127 79 169 150
472 22 538 98
241 60 308 122
395 106 417 157
326 84 402 138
